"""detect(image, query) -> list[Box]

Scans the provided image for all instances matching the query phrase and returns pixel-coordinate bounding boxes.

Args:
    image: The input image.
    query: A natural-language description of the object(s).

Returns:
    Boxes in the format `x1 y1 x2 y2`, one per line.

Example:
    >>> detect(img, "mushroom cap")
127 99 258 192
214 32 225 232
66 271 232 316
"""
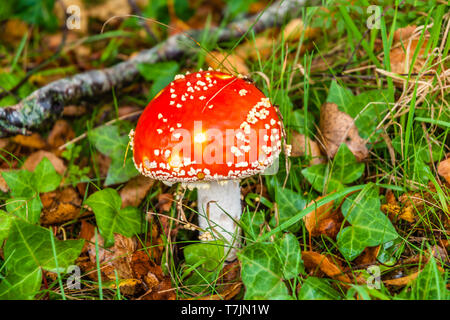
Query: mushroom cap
130 70 282 183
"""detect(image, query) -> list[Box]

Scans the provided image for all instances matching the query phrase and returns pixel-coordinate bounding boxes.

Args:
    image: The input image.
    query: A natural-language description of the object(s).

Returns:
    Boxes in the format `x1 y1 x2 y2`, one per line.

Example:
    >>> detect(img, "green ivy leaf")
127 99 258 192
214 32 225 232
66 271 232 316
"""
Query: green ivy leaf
182 241 224 293
137 61 180 99
411 256 448 300
88 124 138 186
5 196 42 224
0 219 84 300
240 210 265 240
326 80 354 108
84 188 143 247
297 277 341 300
238 242 291 300
270 187 307 232
32 157 62 193
0 210 12 243
277 233 303 280
337 184 398 260
1 170 34 197
302 144 364 193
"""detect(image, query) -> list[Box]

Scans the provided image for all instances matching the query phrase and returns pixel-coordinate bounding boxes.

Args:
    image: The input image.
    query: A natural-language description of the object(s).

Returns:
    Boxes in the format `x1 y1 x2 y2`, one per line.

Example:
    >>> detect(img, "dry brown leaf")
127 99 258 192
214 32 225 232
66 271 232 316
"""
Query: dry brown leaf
85 0 131 22
303 196 335 236
383 271 420 286
319 102 369 161
354 246 380 266
290 131 326 165
88 233 137 281
63 105 87 117
79 220 96 253
437 158 450 184
283 18 320 42
40 187 84 225
0 19 28 43
235 36 275 61
22 150 66 175
0 169 10 193
389 25 430 75
120 175 155 208
12 133 47 149
111 278 143 296
158 193 174 212
47 120 75 151
131 250 176 300
205 51 249 75
302 251 351 283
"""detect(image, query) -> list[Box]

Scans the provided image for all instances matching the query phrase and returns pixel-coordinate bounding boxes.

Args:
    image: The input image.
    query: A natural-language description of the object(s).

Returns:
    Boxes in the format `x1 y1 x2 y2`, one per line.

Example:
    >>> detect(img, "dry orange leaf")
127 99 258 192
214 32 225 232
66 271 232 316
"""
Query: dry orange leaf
87 233 137 281
290 131 326 165
12 133 47 149
40 187 84 225
22 150 66 175
303 195 335 236
283 18 320 42
47 120 75 151
319 102 369 161
205 51 249 75
437 158 450 184
120 175 155 208
302 251 351 283
389 25 430 75
235 36 275 61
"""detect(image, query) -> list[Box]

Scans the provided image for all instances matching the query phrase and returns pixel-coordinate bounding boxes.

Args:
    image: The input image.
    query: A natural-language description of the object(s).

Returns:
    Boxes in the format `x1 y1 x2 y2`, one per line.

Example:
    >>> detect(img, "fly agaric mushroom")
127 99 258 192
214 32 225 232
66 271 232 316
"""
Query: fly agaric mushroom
130 69 283 261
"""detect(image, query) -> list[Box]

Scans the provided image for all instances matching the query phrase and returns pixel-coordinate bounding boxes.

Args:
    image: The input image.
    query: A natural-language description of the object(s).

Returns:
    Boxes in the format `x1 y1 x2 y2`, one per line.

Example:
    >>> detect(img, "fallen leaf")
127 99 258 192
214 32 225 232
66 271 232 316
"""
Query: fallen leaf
47 120 75 151
0 19 28 43
79 220 96 253
22 151 66 175
235 36 275 61
84 0 131 22
40 187 84 225
354 246 380 266
120 175 155 208
283 18 320 42
290 131 326 165
110 278 144 296
12 133 47 149
303 196 335 236
63 105 87 117
389 25 430 75
302 251 351 283
319 102 369 161
205 51 249 75
131 250 176 300
0 169 10 193
383 271 420 286
88 233 137 281
158 193 174 212
437 158 450 184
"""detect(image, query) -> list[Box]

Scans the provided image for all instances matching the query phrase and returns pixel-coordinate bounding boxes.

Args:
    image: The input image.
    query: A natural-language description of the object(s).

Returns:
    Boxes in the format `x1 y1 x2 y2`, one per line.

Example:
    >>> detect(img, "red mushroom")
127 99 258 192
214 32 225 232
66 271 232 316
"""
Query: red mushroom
130 69 283 261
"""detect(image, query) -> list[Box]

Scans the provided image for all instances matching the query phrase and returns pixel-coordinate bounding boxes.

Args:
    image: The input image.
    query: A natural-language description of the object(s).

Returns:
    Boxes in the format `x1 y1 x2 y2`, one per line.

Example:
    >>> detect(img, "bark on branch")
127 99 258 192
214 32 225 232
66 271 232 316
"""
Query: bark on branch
0 0 314 137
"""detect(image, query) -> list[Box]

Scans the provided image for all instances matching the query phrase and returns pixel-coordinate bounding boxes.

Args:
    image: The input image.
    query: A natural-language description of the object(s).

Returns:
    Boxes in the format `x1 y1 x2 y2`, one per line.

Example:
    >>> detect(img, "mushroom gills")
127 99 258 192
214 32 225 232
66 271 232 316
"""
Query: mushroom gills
196 180 241 262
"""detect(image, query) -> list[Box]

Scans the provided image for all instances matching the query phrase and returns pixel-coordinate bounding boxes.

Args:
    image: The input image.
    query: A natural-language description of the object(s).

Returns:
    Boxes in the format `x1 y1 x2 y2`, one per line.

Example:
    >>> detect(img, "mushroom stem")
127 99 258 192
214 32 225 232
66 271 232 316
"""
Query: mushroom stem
197 180 241 262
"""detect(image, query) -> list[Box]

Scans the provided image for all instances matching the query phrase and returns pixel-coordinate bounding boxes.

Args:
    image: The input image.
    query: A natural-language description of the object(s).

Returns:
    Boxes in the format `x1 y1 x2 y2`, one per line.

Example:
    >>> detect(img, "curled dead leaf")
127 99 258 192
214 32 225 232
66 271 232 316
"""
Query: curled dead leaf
88 233 137 281
22 151 66 175
283 18 320 42
12 133 47 149
437 158 450 184
47 120 75 151
290 131 326 165
302 251 351 283
319 102 368 161
235 36 275 61
120 175 155 208
303 196 336 237
40 187 85 225
389 25 431 76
